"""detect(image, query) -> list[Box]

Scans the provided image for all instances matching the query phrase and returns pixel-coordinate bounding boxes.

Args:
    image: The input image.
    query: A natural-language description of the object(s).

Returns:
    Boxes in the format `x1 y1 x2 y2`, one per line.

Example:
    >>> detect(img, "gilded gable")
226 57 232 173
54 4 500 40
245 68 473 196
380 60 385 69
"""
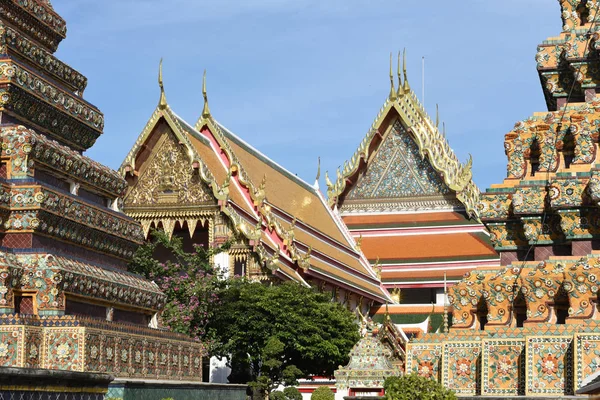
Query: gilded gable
125 131 215 207
346 120 450 200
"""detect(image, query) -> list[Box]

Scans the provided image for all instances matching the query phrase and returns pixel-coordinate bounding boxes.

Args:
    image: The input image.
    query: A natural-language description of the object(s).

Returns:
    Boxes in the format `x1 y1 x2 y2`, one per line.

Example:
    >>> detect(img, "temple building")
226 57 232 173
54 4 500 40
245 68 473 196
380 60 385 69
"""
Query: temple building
0 1 222 399
119 70 391 318
326 53 498 333
407 0 600 397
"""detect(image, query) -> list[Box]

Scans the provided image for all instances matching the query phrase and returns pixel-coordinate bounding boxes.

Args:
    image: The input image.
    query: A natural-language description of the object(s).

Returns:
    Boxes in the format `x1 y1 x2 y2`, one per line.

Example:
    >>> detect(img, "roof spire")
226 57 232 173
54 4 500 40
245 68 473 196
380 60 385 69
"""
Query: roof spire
443 122 446 137
436 104 439 129
389 53 397 101
397 51 404 97
403 48 410 92
314 157 321 190
158 58 167 110
202 69 211 118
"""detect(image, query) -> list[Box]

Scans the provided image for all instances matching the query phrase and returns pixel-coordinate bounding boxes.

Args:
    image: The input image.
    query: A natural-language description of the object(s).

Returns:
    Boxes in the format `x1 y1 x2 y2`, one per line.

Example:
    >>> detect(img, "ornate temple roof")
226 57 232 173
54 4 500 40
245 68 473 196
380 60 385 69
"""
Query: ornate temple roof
119 69 390 302
327 53 499 289
328 52 479 218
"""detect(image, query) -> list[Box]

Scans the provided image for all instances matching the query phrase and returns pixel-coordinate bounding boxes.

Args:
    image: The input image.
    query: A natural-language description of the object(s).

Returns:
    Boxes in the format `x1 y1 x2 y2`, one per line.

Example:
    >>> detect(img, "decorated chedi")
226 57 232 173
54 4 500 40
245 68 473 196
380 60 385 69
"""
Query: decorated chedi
407 1 600 397
327 52 498 335
0 0 204 388
335 314 404 398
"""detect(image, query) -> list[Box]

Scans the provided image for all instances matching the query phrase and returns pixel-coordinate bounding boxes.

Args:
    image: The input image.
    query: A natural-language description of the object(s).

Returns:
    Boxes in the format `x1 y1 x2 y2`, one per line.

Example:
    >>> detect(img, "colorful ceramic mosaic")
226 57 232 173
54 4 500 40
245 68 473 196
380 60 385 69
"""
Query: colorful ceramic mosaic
442 341 481 396
405 343 442 380
525 336 573 396
335 330 402 391
481 339 525 396
574 333 600 392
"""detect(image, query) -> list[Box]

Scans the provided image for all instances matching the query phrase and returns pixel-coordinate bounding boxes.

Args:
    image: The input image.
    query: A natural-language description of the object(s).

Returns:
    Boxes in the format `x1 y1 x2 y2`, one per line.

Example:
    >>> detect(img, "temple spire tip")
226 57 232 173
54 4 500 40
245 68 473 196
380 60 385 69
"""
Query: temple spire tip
403 48 410 91
389 52 397 101
158 58 167 109
202 69 211 118
397 50 404 96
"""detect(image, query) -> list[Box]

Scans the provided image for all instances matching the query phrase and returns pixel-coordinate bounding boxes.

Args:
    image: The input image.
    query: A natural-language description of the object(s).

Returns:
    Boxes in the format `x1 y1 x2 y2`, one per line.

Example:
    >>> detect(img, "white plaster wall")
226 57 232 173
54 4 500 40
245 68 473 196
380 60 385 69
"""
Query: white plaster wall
214 252 230 279
209 356 231 383
335 388 348 400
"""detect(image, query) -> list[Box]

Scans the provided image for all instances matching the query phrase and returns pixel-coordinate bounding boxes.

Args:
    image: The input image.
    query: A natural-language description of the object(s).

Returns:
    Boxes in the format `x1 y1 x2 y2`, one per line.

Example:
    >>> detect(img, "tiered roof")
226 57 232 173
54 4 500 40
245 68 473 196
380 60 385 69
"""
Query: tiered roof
329 53 499 289
120 70 390 302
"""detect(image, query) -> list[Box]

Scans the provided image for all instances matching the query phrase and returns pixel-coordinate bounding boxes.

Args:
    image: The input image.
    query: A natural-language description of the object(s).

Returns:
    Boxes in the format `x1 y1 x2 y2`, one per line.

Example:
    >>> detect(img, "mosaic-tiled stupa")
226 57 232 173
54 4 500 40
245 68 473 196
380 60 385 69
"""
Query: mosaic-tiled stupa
407 1 600 397
335 318 403 398
0 0 204 386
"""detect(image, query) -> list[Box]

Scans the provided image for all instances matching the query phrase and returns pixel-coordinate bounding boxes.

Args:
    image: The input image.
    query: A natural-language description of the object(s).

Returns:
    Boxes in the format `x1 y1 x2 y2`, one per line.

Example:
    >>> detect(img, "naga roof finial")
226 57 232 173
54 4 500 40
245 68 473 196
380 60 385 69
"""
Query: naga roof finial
403 48 410 92
389 52 397 101
397 50 404 97
202 69 211 118
158 58 167 110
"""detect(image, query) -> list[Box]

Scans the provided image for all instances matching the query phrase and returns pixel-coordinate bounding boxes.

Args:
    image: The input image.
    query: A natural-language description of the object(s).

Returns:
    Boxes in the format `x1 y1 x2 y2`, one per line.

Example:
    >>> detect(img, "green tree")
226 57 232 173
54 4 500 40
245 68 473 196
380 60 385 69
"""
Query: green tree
129 230 229 346
282 387 302 400
209 280 360 395
384 375 457 400
311 386 334 400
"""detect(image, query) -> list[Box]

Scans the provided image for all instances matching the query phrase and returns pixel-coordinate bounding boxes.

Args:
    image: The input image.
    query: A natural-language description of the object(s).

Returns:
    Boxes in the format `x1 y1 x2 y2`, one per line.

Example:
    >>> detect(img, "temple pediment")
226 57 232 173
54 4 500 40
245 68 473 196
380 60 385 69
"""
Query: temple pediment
125 128 216 208
345 119 453 205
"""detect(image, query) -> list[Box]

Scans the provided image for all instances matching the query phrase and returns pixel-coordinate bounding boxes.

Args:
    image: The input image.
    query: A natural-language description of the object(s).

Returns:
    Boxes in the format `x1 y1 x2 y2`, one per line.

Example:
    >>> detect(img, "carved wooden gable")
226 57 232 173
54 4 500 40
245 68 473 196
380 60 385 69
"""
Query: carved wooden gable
125 129 215 207
346 119 451 200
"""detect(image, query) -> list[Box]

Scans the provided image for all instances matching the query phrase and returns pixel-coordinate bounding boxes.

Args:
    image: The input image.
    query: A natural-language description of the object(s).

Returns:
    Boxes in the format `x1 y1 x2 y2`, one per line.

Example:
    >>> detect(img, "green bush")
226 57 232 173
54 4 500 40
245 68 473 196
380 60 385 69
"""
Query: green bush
384 374 456 400
311 386 334 400
283 387 302 400
270 391 286 400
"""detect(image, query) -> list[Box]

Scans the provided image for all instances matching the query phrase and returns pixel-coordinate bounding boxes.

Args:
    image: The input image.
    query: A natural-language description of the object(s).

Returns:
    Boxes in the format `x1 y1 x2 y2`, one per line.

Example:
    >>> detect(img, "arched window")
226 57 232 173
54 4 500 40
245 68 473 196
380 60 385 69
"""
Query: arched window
529 139 541 176
562 129 575 169
553 286 569 325
513 292 527 328
476 297 488 331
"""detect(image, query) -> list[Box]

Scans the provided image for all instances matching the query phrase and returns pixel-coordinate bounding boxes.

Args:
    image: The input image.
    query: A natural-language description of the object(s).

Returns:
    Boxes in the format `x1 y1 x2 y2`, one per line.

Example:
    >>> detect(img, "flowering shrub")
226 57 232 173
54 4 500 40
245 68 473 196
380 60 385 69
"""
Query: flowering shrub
129 230 230 347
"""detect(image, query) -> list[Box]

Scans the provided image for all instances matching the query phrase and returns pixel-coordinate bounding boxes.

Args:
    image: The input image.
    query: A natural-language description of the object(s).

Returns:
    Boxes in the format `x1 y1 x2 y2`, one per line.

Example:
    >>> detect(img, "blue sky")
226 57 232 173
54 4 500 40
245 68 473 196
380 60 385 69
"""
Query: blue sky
54 0 557 191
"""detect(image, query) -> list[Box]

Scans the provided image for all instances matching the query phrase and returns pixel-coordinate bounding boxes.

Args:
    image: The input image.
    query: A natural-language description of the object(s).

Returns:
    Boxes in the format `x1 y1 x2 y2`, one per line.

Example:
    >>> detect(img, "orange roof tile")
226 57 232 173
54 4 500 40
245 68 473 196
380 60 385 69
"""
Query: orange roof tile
277 217 372 277
218 126 350 245
309 257 384 298
381 268 470 281
360 233 497 262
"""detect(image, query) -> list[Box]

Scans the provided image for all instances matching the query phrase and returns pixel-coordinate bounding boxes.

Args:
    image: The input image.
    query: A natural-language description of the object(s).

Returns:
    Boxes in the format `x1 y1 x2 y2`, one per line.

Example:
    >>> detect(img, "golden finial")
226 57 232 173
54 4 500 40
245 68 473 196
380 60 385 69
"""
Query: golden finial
443 122 446 137
316 156 321 181
389 52 397 101
403 48 410 91
397 51 404 97
436 104 439 129
158 58 167 110
325 171 333 188
356 234 363 250
202 69 211 118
